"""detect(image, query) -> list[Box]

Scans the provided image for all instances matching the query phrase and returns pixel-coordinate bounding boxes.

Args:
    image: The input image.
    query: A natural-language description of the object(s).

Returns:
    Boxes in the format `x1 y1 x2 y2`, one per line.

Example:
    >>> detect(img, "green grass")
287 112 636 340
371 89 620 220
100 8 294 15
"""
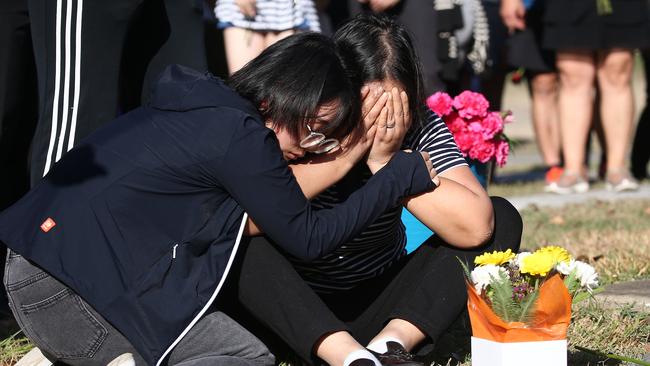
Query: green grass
0 333 32 366
519 199 650 285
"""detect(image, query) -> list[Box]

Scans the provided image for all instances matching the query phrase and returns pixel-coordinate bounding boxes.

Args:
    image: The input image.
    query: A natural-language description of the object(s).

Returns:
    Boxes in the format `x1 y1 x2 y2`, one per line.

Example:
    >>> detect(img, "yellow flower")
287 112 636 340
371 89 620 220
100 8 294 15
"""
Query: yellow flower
536 246 572 264
520 251 555 276
474 249 515 266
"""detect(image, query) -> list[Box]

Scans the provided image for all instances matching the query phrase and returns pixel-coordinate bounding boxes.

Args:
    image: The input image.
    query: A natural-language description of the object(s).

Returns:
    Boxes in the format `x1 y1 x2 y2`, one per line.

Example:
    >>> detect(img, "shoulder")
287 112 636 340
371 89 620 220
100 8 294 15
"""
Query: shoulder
405 109 448 146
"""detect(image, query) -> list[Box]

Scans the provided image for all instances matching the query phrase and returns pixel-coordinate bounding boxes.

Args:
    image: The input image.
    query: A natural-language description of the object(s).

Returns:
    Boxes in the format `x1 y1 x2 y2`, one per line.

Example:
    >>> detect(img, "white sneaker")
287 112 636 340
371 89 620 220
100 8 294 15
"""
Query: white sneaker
107 353 136 366
605 170 639 192
546 171 589 194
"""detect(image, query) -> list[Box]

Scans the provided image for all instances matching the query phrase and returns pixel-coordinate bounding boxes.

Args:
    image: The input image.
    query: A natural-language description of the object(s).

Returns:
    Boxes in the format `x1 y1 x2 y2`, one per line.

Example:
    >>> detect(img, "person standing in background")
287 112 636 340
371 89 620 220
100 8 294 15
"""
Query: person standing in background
337 0 446 95
215 0 321 74
27 0 207 185
630 49 649 181
630 1 650 180
501 0 563 190
543 0 648 193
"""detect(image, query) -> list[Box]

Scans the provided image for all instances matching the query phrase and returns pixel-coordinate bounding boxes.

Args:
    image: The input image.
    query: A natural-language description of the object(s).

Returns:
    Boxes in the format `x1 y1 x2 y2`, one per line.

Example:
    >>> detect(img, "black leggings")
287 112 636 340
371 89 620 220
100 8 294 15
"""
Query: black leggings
223 197 522 364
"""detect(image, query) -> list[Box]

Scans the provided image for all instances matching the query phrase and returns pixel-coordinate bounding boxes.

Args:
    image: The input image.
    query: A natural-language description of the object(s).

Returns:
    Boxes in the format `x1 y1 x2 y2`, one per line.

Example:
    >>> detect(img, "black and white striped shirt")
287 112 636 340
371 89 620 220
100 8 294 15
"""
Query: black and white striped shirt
215 0 321 32
291 110 467 293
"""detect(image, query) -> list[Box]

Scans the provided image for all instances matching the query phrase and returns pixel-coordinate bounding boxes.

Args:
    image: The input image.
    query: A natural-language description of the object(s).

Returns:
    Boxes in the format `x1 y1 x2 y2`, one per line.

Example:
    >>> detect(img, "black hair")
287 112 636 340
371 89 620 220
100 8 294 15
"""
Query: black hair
333 14 426 128
228 32 361 143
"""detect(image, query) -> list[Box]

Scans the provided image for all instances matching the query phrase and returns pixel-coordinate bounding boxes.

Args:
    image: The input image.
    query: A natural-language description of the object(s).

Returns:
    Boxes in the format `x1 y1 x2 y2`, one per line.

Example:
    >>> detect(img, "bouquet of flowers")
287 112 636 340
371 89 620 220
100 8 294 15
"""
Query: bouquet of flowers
426 90 512 167
462 246 599 366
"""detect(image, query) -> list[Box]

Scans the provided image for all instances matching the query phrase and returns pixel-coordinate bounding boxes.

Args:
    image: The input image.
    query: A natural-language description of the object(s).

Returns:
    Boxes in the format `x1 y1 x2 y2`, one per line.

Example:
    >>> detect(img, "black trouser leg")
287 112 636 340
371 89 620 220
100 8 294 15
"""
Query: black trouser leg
230 237 349 364
0 0 38 210
120 0 207 109
28 0 144 184
0 0 39 336
141 0 207 103
631 48 650 180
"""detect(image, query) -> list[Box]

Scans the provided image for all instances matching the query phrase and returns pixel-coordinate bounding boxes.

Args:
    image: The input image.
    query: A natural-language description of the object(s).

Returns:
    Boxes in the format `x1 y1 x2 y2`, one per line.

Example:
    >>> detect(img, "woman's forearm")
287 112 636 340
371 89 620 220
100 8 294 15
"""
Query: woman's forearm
403 166 494 248
244 152 358 236
288 153 356 199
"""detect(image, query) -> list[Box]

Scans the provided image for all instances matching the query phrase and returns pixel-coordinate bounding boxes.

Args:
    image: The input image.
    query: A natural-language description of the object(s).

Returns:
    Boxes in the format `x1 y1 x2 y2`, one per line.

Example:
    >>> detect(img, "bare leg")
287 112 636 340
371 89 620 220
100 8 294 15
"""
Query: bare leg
596 49 635 173
530 72 561 167
223 27 266 74
316 331 374 366
263 29 295 48
556 51 596 181
368 319 426 352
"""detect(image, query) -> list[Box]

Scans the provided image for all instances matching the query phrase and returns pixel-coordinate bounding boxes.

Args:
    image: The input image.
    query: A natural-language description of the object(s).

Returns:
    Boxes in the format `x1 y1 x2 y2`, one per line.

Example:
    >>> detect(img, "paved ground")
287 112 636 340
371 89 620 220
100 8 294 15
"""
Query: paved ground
596 280 650 311
506 183 650 210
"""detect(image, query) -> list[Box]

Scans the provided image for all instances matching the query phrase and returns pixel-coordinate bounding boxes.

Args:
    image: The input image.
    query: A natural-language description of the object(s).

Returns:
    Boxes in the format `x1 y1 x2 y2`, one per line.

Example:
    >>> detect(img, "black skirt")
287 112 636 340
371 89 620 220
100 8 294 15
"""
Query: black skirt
507 0 556 73
543 0 650 50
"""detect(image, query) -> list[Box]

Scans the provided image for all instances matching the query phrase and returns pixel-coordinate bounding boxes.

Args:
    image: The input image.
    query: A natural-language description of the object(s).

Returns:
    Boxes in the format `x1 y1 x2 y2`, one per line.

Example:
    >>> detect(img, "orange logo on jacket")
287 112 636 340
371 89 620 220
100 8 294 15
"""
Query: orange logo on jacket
40 218 56 232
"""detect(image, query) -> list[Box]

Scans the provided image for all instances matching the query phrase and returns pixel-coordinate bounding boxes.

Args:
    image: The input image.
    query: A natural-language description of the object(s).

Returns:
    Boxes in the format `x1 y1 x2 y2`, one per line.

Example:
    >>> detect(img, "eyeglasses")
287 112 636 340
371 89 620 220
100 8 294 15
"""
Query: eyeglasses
299 124 340 154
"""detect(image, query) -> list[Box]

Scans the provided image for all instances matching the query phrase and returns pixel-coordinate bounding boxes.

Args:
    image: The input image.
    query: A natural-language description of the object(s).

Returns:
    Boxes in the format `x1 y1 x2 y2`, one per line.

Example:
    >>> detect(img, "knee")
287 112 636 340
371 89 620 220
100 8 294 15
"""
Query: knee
557 63 595 90
490 196 522 252
531 73 558 97
598 53 633 89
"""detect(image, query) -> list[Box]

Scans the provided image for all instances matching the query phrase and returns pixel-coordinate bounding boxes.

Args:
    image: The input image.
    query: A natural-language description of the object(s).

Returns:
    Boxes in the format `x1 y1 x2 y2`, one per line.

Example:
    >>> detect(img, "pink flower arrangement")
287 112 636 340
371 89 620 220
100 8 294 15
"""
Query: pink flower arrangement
426 91 512 167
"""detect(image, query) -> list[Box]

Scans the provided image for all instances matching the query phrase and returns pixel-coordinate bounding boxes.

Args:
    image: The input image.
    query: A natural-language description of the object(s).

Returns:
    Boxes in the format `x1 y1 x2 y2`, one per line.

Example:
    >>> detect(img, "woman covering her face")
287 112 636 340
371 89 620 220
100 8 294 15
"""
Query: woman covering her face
0 32 436 366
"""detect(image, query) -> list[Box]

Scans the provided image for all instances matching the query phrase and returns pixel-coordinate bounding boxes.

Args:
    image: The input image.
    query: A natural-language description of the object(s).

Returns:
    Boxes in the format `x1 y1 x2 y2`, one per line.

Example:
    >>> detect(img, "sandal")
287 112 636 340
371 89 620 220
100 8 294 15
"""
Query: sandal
605 170 639 192
546 170 589 194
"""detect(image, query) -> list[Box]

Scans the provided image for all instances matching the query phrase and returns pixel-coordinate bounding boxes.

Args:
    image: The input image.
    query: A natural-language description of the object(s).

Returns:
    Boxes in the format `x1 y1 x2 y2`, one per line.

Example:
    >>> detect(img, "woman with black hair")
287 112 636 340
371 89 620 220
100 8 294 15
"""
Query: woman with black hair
230 14 522 366
0 32 436 366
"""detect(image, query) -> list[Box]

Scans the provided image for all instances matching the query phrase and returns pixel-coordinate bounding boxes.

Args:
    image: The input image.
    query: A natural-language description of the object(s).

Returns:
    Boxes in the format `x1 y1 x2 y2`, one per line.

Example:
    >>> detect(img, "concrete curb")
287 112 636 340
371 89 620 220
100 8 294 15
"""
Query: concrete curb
506 184 650 211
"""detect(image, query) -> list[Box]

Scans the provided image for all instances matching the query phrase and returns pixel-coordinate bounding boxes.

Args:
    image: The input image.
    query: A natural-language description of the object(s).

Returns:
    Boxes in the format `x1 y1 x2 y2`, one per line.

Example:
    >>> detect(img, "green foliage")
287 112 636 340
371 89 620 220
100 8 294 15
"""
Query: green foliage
575 346 650 366
456 257 472 279
0 331 32 365
573 287 604 304
563 270 581 296
487 271 519 322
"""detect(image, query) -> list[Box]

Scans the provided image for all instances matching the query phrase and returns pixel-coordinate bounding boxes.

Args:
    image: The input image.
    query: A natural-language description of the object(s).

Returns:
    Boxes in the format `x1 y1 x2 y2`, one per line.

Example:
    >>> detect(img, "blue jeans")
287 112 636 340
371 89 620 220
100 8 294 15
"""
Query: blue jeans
3 251 274 366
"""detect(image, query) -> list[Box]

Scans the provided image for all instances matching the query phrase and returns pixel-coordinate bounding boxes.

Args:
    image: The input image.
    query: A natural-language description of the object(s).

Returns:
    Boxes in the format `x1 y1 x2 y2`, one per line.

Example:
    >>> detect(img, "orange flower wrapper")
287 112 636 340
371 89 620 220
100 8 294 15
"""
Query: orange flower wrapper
467 274 572 343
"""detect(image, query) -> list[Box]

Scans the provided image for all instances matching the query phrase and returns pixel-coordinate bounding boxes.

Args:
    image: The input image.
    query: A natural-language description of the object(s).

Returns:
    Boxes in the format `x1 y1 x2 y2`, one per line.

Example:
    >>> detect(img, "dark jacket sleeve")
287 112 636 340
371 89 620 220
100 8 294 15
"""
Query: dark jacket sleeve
213 116 434 260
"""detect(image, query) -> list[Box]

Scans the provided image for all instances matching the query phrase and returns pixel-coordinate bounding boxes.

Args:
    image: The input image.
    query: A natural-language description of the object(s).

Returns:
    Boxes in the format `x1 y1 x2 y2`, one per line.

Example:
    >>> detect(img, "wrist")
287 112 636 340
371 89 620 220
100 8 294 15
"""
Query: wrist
367 159 388 174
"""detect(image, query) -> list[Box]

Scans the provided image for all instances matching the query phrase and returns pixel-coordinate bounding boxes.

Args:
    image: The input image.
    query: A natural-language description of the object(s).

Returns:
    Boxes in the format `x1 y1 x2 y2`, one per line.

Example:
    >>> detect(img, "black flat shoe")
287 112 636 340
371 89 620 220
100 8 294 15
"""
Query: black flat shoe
369 342 425 366
349 359 378 366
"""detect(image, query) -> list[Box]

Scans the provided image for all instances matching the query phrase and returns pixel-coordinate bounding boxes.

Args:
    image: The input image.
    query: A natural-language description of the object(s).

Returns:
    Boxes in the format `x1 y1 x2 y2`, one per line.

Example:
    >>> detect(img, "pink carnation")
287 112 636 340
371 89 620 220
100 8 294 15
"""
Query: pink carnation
454 131 482 156
467 120 484 134
453 91 490 119
495 140 510 167
469 141 497 163
426 92 454 116
481 112 504 140
445 111 467 134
